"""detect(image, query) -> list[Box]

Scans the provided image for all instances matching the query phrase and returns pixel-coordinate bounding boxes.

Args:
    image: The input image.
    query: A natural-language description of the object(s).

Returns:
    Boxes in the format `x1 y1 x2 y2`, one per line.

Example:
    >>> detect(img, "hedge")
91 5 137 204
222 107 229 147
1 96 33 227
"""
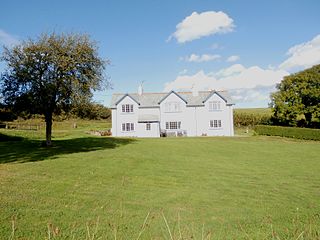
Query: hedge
234 112 271 127
254 125 320 141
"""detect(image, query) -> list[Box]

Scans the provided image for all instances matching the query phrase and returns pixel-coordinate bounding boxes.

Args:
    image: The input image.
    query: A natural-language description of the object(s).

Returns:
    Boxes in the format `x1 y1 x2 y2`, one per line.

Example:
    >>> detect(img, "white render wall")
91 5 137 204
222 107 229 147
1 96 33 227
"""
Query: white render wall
111 93 234 137
136 122 160 138
112 96 139 137
159 93 188 133
196 94 233 136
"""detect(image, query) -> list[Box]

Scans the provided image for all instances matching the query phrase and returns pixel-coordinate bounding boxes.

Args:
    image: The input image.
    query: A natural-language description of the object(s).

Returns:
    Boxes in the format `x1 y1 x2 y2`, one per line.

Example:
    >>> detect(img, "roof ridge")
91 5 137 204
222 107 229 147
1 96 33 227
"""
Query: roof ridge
112 90 227 96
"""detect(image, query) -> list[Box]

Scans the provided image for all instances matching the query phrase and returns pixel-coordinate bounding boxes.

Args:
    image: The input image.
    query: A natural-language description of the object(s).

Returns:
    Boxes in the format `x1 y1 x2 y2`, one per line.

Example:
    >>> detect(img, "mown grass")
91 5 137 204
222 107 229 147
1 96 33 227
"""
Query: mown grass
0 120 320 239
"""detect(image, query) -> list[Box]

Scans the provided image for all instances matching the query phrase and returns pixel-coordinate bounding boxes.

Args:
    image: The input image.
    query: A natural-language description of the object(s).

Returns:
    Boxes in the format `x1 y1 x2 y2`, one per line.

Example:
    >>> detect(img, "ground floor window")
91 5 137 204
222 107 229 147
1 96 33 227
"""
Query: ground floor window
210 120 222 128
146 123 151 130
165 121 181 130
122 123 134 131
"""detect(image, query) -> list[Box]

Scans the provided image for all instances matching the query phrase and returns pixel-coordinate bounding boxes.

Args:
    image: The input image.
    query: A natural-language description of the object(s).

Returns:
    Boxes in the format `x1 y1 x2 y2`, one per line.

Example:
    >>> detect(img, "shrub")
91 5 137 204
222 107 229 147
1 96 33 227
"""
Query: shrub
254 125 320 140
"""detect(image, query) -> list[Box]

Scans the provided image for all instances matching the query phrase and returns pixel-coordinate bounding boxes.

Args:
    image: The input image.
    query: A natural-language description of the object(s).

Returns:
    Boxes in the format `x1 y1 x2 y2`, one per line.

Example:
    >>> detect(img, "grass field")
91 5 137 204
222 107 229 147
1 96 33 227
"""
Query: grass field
234 108 272 116
1 120 320 239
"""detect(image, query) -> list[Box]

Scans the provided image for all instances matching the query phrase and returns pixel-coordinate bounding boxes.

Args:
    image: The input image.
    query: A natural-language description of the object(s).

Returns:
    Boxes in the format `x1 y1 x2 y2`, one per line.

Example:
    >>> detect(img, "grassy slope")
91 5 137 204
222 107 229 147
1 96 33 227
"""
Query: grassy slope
234 108 272 116
0 121 320 239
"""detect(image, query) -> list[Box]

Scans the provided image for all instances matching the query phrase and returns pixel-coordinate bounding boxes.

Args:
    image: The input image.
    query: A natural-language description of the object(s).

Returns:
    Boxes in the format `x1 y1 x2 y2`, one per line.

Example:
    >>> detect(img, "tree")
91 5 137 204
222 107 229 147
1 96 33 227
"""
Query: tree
0 33 108 145
71 102 111 120
270 64 320 127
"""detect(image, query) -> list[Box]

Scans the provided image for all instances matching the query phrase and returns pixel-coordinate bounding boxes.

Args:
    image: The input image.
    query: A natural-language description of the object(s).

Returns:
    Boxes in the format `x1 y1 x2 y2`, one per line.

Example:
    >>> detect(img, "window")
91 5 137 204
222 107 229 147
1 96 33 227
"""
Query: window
146 123 151 130
165 102 181 112
210 120 222 128
122 123 134 131
122 104 134 113
209 101 221 111
165 121 181 130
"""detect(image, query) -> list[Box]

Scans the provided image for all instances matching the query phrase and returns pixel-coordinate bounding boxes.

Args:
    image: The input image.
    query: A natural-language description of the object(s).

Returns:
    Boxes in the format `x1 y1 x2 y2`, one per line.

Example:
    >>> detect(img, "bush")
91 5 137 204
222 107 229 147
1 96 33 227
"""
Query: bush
0 106 16 121
254 125 320 141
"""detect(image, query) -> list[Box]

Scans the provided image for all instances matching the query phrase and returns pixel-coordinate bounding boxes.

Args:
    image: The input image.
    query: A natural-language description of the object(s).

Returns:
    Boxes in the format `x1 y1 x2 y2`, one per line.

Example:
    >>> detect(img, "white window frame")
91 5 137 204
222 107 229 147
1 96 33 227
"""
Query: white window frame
209 101 221 111
210 120 222 129
165 102 181 113
165 121 181 130
121 104 134 113
122 122 135 132
146 123 151 131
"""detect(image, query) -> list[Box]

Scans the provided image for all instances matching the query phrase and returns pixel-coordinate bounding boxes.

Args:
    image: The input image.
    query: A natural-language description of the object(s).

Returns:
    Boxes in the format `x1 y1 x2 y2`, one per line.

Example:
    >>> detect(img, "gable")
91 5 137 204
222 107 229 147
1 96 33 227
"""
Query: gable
115 94 140 106
114 94 140 106
158 91 187 104
202 91 227 104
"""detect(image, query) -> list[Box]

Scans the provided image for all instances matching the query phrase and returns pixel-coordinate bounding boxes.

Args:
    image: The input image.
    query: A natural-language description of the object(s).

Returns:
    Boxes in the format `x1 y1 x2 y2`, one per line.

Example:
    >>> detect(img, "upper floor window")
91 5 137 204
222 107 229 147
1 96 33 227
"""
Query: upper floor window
165 102 181 112
210 120 222 128
209 101 221 111
122 104 134 113
165 121 181 130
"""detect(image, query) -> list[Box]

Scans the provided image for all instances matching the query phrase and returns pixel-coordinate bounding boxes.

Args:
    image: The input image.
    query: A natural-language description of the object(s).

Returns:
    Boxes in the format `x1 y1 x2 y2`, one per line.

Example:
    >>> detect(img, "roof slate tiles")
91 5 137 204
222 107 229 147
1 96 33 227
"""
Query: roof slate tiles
110 91 233 108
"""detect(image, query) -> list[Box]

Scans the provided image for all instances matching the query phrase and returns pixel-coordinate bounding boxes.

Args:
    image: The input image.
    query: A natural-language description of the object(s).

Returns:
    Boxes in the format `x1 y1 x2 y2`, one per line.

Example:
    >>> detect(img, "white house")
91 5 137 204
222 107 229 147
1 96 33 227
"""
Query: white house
110 90 234 137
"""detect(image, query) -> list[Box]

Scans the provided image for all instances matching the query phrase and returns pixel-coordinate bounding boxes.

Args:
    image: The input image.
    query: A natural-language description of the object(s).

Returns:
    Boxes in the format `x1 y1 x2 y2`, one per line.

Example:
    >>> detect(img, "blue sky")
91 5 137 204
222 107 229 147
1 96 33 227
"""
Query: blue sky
1 0 320 108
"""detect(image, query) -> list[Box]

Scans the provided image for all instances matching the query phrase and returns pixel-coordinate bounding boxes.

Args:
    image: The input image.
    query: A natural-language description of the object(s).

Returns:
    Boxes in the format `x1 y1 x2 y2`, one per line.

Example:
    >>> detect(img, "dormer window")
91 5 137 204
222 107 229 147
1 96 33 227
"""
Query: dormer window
122 104 134 113
209 101 221 111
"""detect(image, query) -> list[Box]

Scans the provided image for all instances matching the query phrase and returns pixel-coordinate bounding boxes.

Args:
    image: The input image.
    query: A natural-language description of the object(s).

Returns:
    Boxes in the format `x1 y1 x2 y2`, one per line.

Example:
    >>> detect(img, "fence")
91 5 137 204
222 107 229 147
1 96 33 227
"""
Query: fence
3 123 43 131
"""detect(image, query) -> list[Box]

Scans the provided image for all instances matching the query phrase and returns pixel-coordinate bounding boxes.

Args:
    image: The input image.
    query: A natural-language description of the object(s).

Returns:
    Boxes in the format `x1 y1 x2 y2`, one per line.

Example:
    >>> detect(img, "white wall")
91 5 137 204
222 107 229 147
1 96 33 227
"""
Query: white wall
112 98 161 137
159 93 188 133
112 93 234 137
137 107 160 137
111 109 117 136
139 107 159 117
113 96 139 137
228 105 234 136
136 122 160 137
159 92 234 137
199 94 233 136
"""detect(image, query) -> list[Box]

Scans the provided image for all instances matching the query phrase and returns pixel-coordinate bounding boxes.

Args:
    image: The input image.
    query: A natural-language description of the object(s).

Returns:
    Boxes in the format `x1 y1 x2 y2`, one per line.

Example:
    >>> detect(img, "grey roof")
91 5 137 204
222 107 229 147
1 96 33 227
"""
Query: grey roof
110 90 234 108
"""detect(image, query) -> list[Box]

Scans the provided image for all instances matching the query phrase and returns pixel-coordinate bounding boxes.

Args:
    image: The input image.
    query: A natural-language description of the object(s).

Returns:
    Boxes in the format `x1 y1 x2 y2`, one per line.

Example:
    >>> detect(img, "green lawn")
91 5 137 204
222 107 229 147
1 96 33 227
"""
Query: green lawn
0 122 320 239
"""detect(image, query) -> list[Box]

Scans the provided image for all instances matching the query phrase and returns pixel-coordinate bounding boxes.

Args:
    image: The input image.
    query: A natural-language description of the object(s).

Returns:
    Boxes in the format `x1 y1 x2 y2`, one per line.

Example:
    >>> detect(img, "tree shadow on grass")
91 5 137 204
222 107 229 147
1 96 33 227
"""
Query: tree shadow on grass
0 133 136 164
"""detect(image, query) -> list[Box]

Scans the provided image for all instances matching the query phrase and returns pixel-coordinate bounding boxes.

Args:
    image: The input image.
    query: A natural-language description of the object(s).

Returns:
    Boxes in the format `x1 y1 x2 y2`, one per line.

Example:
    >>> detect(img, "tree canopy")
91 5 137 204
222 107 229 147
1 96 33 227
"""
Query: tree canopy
270 64 320 127
0 32 109 145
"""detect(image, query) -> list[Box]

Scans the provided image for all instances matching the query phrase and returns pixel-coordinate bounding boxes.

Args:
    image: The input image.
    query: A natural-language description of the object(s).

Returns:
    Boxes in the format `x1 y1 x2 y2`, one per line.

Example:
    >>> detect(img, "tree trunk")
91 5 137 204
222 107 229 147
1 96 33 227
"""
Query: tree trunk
305 112 312 127
45 112 53 146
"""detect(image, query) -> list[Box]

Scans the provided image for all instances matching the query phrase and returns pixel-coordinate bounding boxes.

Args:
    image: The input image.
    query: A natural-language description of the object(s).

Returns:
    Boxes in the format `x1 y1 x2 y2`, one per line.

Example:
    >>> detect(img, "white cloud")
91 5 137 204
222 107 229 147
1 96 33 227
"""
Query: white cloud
168 11 235 43
178 69 188 75
226 55 240 62
0 29 20 46
214 63 246 78
183 53 221 62
279 34 320 71
229 86 274 103
164 64 289 105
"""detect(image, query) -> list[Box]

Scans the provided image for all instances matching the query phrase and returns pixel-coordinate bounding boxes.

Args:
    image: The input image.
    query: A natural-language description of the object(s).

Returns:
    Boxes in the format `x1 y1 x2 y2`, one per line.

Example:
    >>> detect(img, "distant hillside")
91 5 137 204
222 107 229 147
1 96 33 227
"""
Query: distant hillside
234 108 272 116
